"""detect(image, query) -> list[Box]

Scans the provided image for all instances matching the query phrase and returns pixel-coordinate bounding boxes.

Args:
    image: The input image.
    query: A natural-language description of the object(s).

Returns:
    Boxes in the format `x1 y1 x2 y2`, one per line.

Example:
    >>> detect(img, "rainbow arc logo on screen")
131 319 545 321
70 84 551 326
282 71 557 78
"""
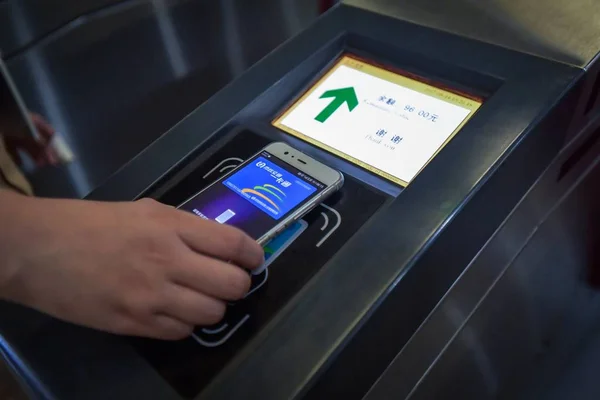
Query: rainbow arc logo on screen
223 155 317 220
241 184 286 211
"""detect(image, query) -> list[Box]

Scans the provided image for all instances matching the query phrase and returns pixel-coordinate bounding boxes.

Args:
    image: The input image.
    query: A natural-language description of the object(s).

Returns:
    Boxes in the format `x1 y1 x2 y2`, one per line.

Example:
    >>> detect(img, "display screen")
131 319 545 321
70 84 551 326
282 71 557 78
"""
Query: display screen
273 54 483 186
179 151 325 240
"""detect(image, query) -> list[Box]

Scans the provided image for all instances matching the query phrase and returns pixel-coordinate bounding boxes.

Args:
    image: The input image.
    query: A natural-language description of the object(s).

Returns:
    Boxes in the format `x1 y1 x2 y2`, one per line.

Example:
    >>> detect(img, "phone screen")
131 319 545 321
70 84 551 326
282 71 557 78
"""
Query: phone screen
179 150 326 240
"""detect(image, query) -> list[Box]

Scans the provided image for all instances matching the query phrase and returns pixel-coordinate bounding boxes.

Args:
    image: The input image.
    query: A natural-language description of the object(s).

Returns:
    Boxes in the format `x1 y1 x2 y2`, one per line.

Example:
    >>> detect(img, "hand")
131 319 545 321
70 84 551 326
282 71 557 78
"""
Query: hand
4 113 59 166
0 194 264 340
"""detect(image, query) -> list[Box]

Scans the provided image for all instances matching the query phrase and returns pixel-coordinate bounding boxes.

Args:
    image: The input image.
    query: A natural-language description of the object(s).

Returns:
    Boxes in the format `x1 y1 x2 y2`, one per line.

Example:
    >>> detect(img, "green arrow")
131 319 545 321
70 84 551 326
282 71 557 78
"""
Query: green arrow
314 87 358 123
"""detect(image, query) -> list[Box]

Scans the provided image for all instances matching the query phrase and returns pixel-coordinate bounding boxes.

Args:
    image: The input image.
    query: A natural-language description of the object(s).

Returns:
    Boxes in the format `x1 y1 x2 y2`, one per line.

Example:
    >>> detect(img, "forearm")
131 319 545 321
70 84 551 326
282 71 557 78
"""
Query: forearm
0 189 33 299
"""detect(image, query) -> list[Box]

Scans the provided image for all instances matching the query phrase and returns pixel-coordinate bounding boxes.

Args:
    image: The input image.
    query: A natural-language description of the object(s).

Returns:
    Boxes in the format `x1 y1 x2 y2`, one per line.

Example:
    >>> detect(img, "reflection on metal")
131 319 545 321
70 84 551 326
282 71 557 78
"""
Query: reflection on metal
151 0 188 78
10 1 91 195
1 1 320 198
430 301 499 398
401 126 600 400
363 111 600 400
220 0 245 76
347 0 598 65
0 1 146 57
6 0 33 46
280 0 303 36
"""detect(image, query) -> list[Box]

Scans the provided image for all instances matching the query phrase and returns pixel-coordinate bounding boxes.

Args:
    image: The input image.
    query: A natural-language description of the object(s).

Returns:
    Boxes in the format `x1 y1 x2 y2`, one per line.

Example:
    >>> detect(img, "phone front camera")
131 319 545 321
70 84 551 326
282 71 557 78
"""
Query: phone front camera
285 151 289 155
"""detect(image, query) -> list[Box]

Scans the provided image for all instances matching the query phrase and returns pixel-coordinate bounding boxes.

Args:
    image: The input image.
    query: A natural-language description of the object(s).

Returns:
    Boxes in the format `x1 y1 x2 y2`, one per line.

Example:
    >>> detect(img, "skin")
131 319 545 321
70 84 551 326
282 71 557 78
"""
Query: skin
4 113 60 166
0 114 264 340
0 192 264 340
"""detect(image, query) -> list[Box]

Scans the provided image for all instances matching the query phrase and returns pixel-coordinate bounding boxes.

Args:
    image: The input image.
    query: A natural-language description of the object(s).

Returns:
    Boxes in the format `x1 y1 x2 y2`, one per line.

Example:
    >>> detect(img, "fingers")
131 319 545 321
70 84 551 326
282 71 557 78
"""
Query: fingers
110 312 193 341
29 113 55 142
138 285 228 340
45 147 60 165
175 211 264 270
171 252 251 301
29 114 60 165
4 135 58 166
161 284 227 326
149 314 194 340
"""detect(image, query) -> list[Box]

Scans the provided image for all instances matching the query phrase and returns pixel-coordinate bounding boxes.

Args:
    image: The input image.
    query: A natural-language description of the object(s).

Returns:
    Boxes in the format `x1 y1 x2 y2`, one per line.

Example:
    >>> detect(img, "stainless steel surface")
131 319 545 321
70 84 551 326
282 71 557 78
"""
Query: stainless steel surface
524 299 600 400
1 1 598 399
346 0 600 67
345 0 600 144
72 3 585 398
364 114 600 400
0 0 124 56
1 0 321 198
0 2 584 397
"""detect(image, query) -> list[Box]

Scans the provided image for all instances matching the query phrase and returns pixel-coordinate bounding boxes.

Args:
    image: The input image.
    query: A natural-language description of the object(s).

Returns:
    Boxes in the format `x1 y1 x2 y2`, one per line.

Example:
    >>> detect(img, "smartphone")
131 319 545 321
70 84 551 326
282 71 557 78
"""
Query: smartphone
178 142 344 246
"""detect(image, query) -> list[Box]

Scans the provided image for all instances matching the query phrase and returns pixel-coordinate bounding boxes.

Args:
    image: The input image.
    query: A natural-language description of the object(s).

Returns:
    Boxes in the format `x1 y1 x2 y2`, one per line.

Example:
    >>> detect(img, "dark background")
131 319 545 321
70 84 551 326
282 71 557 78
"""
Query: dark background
0 0 328 198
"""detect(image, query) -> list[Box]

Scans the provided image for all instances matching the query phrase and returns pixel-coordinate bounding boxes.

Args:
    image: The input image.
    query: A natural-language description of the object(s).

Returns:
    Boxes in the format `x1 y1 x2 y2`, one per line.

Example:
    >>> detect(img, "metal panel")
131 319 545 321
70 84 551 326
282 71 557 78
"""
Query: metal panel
4 0 320 198
0 2 592 400
0 0 124 56
345 0 600 68
407 150 600 400
365 116 600 400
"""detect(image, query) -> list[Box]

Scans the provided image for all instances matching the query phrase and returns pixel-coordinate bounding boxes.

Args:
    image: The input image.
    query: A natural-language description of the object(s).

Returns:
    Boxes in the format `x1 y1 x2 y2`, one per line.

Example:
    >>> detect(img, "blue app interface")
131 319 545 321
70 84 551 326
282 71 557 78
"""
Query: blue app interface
223 156 316 220
179 152 324 240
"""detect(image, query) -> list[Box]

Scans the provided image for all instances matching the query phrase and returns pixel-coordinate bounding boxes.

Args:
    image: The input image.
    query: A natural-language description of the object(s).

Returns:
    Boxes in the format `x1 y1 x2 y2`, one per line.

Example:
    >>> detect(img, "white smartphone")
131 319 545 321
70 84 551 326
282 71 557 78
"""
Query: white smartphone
178 142 344 246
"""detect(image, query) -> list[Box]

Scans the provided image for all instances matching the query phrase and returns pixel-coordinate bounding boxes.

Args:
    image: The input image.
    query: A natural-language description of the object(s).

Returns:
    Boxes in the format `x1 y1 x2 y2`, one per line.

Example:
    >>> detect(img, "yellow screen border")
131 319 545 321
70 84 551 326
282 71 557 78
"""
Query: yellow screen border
272 54 483 187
